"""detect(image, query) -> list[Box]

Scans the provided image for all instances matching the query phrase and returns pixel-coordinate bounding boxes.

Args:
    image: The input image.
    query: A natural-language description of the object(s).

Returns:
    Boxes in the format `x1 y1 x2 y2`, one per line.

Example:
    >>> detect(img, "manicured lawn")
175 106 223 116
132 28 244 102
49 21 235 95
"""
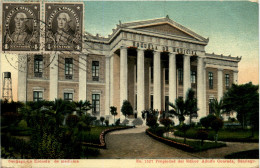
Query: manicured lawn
80 126 128 144
225 149 259 159
164 136 226 152
174 128 259 142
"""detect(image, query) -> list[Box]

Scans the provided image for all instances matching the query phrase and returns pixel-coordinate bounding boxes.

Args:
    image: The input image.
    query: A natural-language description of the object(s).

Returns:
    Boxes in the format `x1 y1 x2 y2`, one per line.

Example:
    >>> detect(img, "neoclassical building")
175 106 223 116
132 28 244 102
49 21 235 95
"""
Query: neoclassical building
18 17 241 121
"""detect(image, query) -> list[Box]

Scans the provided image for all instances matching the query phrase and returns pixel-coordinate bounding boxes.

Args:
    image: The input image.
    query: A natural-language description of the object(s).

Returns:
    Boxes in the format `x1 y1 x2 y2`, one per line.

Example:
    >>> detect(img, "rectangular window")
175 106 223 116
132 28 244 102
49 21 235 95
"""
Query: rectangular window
33 91 43 102
209 72 213 89
92 94 100 113
178 68 183 85
209 98 214 114
65 58 73 79
165 68 169 84
92 61 99 81
64 93 73 102
34 55 43 77
225 74 230 89
150 95 153 109
191 71 196 84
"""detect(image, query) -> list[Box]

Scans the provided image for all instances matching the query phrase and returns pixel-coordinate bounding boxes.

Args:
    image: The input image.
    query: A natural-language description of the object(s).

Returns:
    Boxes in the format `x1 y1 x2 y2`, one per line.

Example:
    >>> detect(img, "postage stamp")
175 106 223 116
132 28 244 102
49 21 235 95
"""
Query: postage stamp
45 3 83 51
2 3 40 51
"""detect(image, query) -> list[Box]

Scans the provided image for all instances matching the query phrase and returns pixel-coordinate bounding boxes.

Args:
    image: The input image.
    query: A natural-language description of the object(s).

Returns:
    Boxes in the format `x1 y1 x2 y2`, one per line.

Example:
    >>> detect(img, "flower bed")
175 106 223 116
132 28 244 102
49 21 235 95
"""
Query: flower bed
82 126 134 149
146 128 195 152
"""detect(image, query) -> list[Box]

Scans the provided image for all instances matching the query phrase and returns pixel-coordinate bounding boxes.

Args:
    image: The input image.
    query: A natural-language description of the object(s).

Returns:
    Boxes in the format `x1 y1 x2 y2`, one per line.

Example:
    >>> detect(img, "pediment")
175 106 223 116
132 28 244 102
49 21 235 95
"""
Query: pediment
135 23 198 40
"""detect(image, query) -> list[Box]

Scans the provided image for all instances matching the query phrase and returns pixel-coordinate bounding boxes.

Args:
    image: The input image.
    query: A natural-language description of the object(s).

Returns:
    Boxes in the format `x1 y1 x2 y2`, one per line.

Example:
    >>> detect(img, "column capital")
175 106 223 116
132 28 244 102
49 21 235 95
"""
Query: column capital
169 51 177 55
233 70 239 73
153 50 160 54
137 48 146 51
120 46 128 50
218 68 223 71
183 54 191 58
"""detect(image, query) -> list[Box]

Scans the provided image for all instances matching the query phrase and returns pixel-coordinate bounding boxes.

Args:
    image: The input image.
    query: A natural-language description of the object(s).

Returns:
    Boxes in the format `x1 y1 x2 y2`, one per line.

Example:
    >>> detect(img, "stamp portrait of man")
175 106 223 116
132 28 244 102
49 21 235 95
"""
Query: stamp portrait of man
6 12 34 44
54 12 75 45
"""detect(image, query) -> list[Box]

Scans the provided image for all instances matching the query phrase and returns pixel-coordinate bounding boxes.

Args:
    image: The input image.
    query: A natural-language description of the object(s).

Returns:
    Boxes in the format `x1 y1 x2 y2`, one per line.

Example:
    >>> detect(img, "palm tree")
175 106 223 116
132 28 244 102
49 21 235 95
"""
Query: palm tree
184 88 199 124
210 98 223 119
74 100 91 116
169 97 186 126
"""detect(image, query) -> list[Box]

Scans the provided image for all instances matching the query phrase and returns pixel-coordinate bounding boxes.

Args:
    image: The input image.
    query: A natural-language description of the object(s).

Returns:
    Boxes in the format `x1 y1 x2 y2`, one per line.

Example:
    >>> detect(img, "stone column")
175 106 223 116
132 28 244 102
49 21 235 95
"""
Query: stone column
137 48 145 115
110 55 114 106
183 54 191 99
233 70 238 84
18 55 27 102
49 54 58 100
218 68 223 101
197 57 205 118
120 46 128 110
153 51 161 111
79 55 87 101
169 52 177 108
105 56 110 115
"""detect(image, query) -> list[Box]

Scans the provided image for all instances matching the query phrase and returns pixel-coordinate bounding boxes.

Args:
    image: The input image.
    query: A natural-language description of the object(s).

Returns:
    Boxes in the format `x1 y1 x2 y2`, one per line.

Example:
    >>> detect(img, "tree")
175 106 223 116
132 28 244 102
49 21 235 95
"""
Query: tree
74 100 91 116
169 97 185 125
210 98 223 119
121 100 133 119
110 106 118 124
179 124 190 143
222 82 259 129
211 118 223 143
184 88 199 124
196 130 208 146
100 116 105 126
159 118 173 136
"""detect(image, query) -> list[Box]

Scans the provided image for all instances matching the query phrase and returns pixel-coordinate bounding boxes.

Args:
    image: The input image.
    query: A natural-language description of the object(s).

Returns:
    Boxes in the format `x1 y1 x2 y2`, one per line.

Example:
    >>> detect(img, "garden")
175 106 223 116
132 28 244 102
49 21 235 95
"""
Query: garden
144 83 259 155
1 99 133 159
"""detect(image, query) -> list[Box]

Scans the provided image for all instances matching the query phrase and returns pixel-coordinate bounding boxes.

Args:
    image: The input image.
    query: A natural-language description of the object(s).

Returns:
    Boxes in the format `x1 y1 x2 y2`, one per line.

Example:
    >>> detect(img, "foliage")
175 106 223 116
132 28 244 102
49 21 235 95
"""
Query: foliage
159 118 173 131
66 115 79 127
209 98 224 119
74 100 91 116
211 118 224 143
196 130 208 146
110 106 118 124
2 112 21 125
222 82 259 129
184 88 198 124
200 114 217 129
148 127 165 137
178 124 190 143
105 120 109 126
1 99 24 113
115 119 120 126
169 97 185 125
174 128 259 142
100 116 105 126
18 120 28 128
121 100 133 119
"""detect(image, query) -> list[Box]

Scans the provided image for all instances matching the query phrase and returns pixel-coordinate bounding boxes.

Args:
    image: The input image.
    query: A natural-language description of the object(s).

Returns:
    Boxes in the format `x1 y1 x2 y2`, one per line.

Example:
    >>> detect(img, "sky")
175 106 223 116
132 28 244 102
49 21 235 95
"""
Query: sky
1 0 259 101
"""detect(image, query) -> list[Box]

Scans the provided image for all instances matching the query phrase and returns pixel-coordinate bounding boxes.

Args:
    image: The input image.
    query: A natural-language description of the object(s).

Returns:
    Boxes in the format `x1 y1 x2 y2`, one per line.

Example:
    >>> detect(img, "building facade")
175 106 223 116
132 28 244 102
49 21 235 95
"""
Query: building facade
17 17 241 122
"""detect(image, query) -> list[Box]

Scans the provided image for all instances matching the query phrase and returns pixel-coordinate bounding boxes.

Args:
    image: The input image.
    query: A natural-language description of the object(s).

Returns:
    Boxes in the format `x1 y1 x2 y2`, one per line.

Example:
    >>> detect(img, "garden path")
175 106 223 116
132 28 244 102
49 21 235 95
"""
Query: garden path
96 126 258 159
96 126 198 159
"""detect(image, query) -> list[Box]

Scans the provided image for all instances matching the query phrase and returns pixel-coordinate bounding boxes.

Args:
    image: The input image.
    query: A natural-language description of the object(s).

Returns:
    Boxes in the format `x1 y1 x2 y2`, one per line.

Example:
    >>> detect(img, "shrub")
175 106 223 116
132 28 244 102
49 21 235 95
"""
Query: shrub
121 100 133 119
2 112 20 125
200 114 217 129
18 120 28 128
196 130 208 146
115 119 120 126
179 124 190 143
146 117 158 129
105 120 109 126
122 119 129 125
66 115 79 127
100 116 105 126
159 118 173 131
